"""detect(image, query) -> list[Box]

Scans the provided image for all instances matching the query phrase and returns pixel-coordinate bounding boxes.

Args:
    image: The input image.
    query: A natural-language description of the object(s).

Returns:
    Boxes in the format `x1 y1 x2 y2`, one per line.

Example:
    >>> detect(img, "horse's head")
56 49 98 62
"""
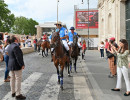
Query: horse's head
73 35 78 45
51 32 60 48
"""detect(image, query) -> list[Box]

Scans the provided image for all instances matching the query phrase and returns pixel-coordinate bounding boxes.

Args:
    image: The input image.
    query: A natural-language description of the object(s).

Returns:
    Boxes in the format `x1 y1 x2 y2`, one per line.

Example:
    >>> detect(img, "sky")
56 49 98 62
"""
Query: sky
4 0 98 29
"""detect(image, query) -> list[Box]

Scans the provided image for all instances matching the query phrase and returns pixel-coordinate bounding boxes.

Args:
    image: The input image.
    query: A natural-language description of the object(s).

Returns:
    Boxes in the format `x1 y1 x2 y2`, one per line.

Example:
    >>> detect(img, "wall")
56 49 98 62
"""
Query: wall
98 0 126 44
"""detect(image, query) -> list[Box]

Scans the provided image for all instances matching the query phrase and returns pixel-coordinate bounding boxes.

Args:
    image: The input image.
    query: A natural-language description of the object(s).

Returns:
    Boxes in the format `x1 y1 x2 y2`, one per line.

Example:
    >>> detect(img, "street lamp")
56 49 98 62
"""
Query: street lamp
82 0 89 50
57 0 59 23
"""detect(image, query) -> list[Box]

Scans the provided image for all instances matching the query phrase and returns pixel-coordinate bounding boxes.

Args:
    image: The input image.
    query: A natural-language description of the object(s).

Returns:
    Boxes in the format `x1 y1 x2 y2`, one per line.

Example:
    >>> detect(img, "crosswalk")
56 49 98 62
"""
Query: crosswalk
0 71 93 100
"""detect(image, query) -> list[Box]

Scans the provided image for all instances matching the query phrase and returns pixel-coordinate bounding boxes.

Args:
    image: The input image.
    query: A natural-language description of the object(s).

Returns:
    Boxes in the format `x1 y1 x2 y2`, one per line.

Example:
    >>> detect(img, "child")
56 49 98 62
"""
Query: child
99 41 105 58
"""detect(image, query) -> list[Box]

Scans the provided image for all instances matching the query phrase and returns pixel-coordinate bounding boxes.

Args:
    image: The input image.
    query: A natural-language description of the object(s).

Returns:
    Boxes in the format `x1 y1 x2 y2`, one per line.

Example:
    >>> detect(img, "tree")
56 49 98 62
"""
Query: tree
12 16 38 35
0 0 15 32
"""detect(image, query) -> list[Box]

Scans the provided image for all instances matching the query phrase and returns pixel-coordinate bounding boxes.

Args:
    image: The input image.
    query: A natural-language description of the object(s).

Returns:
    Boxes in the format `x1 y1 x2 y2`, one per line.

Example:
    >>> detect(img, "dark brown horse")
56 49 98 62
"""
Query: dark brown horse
41 40 50 57
36 39 42 54
51 32 70 90
69 35 79 73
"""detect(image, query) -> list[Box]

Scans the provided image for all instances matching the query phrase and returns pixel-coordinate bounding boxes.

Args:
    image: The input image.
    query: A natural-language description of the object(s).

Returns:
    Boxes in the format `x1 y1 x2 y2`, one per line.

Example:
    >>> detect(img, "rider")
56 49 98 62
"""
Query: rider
43 33 48 41
67 27 81 55
54 21 70 56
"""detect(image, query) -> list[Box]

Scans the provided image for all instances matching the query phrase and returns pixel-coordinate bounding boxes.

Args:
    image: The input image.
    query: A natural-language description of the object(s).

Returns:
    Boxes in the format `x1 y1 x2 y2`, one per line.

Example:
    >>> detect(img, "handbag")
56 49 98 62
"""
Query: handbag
106 51 114 58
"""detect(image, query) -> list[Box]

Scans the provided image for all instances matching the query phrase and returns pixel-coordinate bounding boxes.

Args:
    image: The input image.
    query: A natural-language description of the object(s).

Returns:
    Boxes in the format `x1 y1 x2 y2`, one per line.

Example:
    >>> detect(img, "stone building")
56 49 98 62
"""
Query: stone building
35 22 67 39
98 0 130 50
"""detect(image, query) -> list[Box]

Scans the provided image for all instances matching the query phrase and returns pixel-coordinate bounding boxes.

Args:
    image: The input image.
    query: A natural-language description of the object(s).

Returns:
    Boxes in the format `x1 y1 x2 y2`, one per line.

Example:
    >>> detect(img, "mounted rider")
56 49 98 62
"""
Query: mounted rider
54 21 70 56
67 27 81 55
43 32 48 42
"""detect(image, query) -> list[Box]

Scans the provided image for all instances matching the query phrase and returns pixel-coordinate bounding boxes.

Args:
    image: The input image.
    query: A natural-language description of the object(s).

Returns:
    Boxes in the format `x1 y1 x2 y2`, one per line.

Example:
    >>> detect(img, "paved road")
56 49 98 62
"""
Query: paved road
1 50 130 100
0 52 92 100
83 50 130 100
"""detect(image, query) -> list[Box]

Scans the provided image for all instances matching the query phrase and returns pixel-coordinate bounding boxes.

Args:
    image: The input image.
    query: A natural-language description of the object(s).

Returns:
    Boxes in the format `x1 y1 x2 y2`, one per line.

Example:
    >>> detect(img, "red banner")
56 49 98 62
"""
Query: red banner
76 10 98 29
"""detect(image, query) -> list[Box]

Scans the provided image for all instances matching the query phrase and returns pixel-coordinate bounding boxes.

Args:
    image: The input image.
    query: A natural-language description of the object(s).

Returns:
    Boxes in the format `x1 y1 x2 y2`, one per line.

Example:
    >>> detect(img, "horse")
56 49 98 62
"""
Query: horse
69 35 79 73
41 40 50 57
51 32 70 90
36 39 42 54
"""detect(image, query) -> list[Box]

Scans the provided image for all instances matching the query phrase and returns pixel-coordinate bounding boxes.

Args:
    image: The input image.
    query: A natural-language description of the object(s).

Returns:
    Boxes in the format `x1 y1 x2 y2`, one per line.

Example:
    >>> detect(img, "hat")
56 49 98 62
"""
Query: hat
70 27 75 30
109 37 115 41
54 21 62 25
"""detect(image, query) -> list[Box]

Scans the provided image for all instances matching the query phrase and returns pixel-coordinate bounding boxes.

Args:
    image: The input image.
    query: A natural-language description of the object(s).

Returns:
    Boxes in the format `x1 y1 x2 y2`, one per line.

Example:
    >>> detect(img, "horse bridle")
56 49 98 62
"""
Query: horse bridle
52 33 60 48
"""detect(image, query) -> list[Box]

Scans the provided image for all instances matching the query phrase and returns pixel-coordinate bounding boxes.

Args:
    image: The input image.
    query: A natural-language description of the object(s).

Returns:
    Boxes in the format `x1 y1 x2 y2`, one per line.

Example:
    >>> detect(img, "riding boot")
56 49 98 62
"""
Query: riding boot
66 50 69 56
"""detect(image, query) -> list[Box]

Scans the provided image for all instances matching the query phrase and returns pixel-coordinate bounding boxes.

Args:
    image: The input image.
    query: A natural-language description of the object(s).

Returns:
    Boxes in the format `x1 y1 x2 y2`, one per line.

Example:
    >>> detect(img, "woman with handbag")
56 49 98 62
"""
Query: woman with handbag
107 39 118 78
111 39 130 96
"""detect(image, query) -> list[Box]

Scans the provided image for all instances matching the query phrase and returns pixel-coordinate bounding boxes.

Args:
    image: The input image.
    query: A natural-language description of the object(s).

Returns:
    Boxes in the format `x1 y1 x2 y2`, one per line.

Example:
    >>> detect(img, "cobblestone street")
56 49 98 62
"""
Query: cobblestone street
0 52 92 100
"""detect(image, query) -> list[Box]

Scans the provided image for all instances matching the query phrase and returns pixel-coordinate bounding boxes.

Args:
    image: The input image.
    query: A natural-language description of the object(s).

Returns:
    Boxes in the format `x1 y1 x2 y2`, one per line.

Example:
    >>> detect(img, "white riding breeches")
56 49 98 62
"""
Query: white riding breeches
68 41 81 48
49 39 51 42
68 41 73 46
62 40 69 51
51 48 54 52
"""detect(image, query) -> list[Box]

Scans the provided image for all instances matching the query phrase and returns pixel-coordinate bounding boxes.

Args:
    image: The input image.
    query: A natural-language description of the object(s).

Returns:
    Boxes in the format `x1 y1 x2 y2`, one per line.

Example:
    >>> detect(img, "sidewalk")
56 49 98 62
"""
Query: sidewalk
81 50 130 100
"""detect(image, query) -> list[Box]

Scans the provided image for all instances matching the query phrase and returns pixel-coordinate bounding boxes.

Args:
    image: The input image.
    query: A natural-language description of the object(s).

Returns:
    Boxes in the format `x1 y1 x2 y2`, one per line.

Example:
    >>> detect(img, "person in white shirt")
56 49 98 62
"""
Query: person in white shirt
4 32 8 42
99 41 105 58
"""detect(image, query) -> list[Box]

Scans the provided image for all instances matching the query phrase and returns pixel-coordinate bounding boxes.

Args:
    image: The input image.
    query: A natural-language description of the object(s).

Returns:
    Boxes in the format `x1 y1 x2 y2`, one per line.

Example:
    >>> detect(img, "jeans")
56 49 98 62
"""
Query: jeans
100 49 104 57
34 44 37 51
4 55 9 80
23 43 25 47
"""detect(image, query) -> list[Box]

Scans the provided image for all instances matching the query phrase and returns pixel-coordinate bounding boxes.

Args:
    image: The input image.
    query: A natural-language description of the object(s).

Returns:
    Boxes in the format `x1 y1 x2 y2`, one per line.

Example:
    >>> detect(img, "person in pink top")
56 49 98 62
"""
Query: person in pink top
105 39 109 55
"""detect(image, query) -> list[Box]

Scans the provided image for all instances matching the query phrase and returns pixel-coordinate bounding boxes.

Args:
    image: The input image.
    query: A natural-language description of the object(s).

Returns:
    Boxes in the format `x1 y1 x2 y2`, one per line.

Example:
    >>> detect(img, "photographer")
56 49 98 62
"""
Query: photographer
111 39 130 96
107 37 118 78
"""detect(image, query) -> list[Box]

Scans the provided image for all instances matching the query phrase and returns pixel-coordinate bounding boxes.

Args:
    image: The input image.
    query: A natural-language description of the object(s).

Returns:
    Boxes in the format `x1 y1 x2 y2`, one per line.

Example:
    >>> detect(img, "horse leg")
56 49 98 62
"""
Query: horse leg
42 50 44 57
70 60 72 73
46 48 48 56
56 66 60 84
74 58 77 73
60 66 64 90
68 62 71 77
44 48 47 57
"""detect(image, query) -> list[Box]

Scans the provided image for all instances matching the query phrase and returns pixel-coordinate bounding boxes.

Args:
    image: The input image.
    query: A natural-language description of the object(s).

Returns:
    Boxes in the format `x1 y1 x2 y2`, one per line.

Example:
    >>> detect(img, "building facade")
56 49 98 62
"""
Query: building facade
74 7 99 49
98 0 130 50
35 22 67 39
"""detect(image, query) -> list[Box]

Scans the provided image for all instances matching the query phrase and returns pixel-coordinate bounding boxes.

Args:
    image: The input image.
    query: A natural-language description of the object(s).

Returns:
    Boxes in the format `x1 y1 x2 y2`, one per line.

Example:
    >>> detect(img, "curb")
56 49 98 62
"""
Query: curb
79 56 122 100
21 47 34 54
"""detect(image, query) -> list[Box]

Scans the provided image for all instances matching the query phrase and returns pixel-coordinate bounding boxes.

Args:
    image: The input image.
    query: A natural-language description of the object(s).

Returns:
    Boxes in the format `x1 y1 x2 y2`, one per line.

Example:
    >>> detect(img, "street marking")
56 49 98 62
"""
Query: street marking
39 74 60 100
73 76 93 100
0 68 4 71
2 72 43 100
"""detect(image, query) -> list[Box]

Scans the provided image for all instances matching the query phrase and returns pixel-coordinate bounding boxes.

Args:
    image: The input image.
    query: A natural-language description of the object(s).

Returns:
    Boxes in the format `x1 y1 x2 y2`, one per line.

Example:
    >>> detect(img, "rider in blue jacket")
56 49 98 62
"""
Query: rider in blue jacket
54 21 70 56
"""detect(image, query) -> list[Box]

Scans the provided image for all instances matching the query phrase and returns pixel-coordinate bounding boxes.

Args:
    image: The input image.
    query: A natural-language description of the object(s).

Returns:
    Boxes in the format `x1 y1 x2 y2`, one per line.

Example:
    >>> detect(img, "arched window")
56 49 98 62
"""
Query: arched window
108 13 112 35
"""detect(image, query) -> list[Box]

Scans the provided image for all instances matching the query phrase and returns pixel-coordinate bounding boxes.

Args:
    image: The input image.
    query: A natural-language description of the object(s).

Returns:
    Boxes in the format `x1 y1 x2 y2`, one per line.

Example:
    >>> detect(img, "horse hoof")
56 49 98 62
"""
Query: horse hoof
71 71 72 73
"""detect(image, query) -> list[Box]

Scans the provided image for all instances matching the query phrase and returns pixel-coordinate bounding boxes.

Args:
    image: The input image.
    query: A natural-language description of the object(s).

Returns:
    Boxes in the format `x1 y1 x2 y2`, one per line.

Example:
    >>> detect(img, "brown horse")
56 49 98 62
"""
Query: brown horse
37 39 42 54
69 35 79 73
41 40 50 57
51 32 70 90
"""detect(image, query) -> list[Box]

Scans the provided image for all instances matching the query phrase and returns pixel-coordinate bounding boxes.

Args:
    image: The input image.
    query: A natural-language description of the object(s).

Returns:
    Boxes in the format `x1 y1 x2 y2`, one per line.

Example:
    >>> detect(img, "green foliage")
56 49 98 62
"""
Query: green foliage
12 16 38 35
0 0 15 32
